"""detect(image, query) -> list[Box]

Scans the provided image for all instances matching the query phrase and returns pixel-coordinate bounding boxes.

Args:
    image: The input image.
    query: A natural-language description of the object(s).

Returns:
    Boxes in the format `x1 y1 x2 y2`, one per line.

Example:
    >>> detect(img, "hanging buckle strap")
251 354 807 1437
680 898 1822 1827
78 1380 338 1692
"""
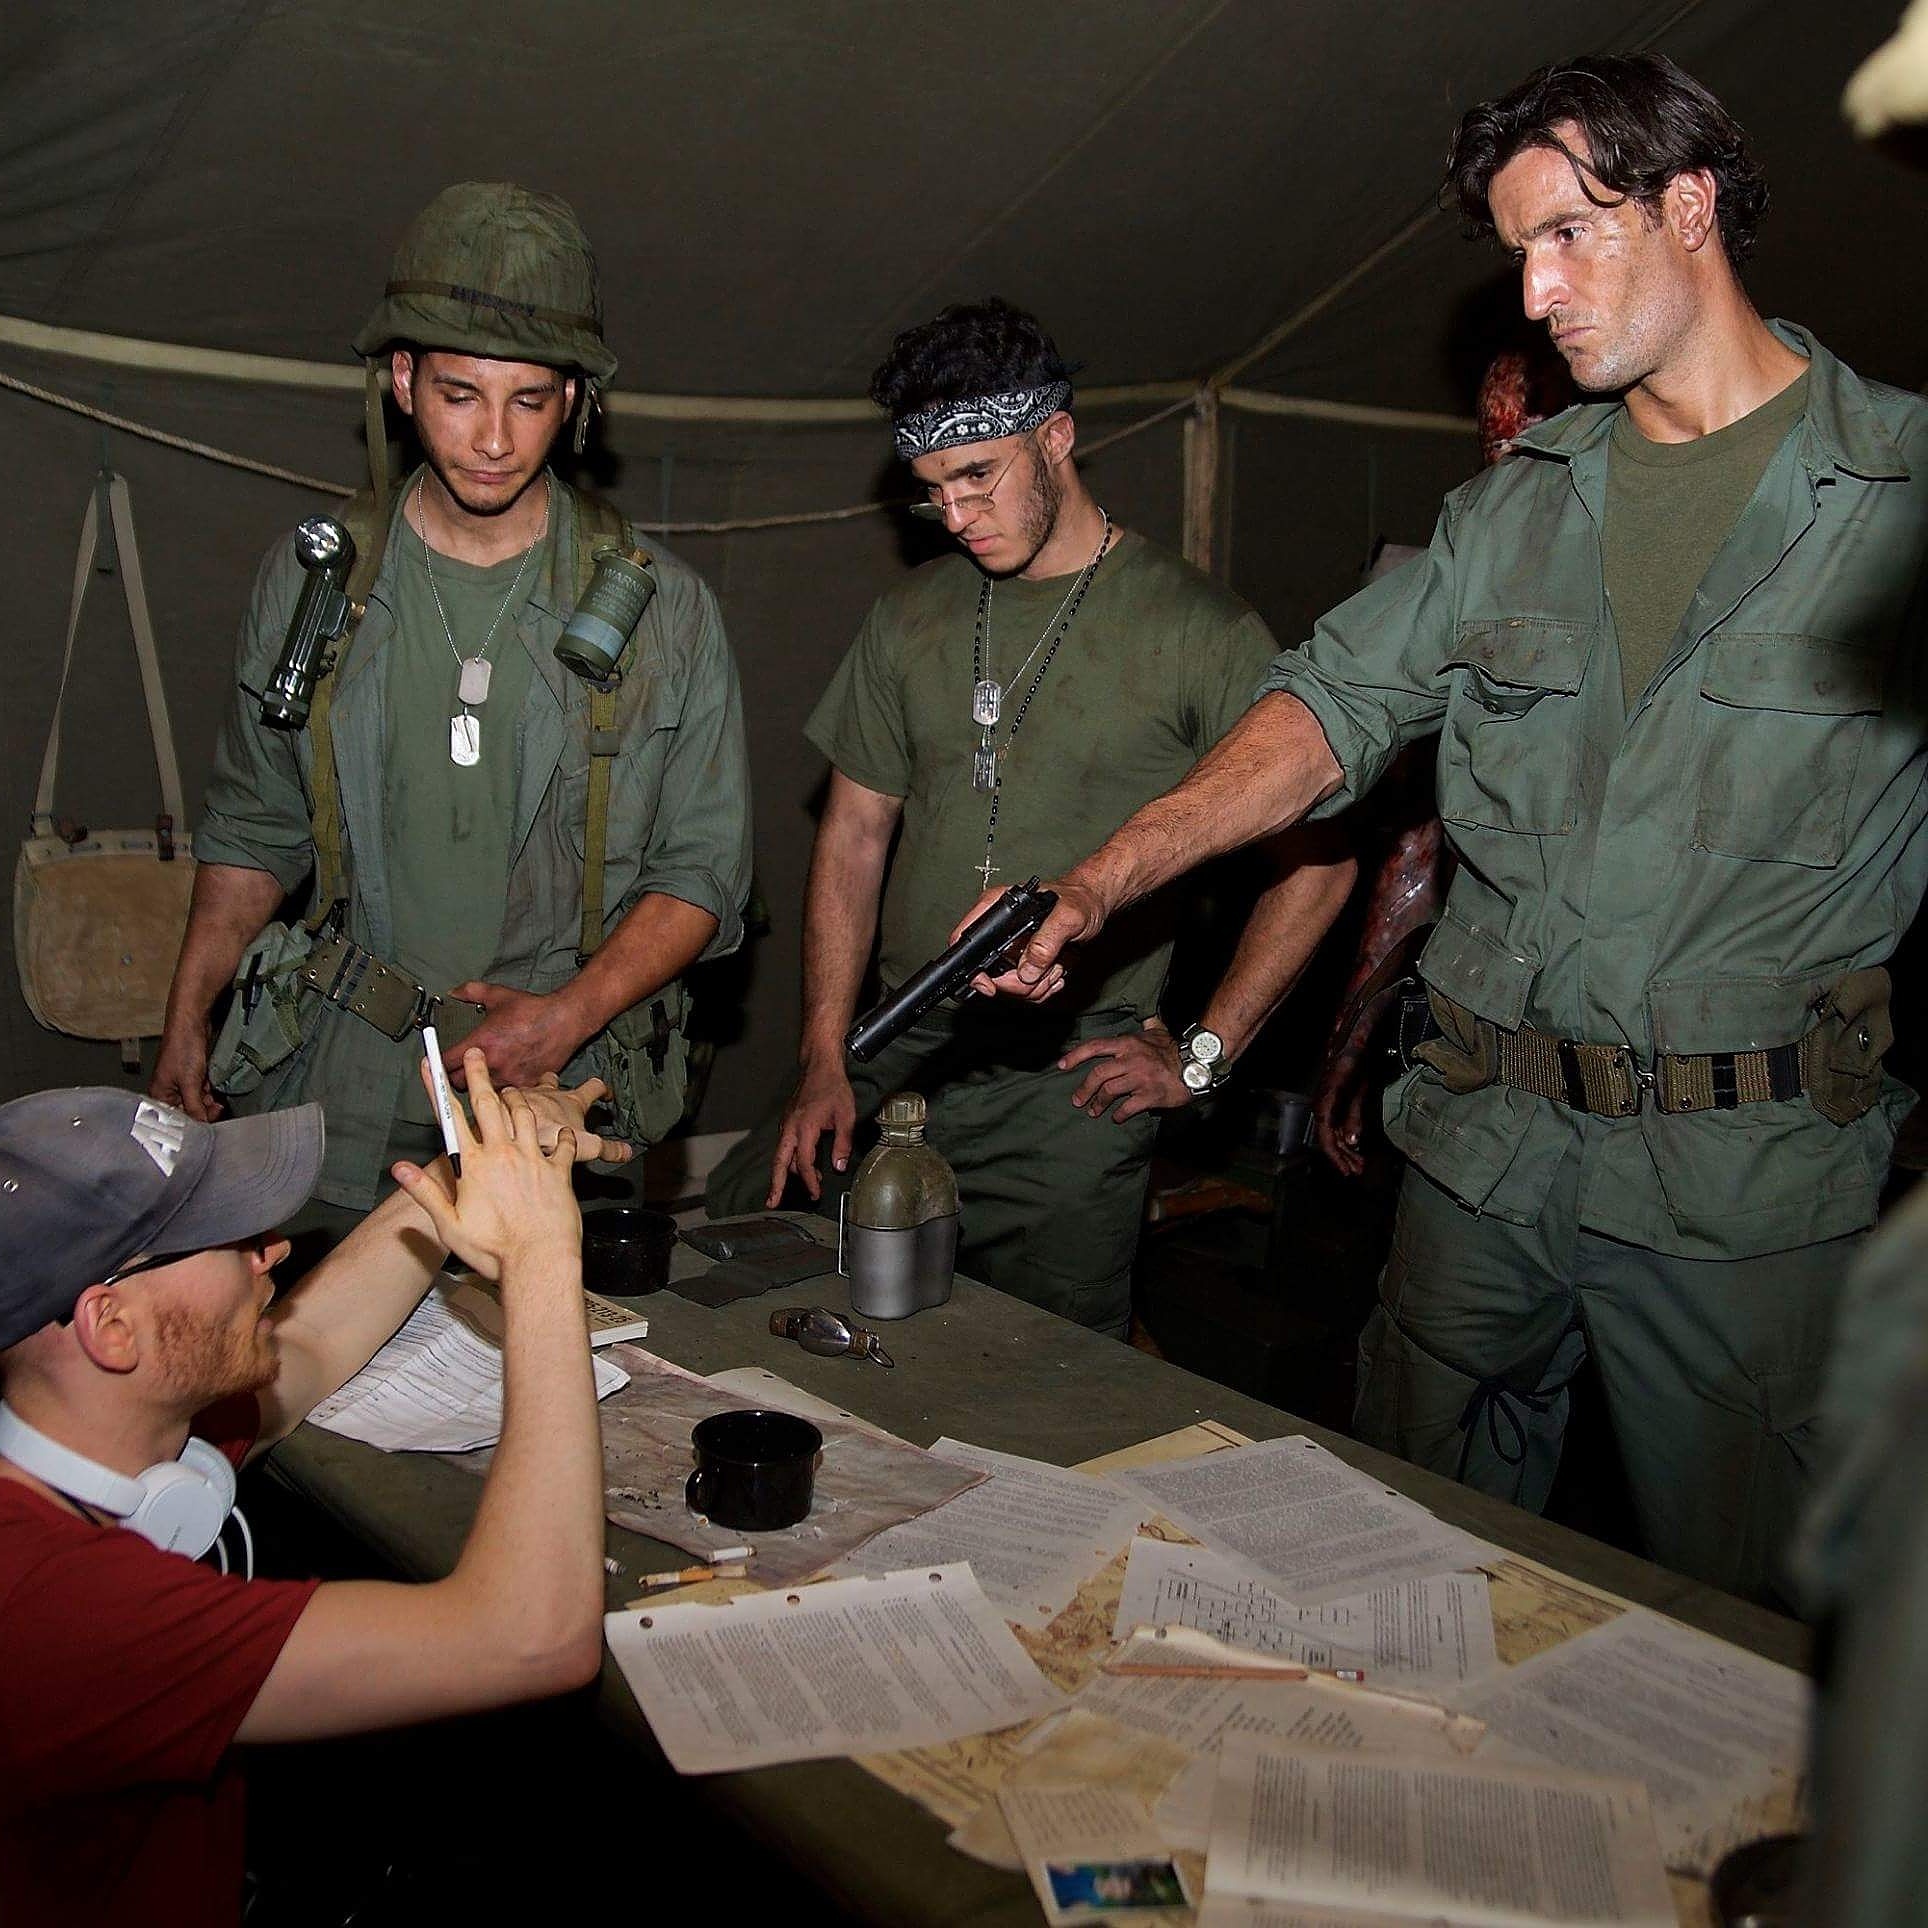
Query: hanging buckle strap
35 473 186 848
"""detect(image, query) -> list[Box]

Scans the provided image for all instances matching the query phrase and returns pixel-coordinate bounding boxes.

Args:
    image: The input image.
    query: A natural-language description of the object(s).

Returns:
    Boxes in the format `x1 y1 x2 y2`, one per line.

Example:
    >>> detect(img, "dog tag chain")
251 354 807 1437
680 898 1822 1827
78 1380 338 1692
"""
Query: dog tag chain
415 472 549 765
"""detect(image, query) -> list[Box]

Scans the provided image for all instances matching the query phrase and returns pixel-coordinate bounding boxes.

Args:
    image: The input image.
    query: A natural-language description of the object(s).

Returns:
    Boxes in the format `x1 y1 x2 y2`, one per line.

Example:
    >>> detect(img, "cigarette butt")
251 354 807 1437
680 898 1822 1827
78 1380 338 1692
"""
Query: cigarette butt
1331 1667 1367 1682
603 1556 624 1576
707 1545 754 1563
637 1561 749 1590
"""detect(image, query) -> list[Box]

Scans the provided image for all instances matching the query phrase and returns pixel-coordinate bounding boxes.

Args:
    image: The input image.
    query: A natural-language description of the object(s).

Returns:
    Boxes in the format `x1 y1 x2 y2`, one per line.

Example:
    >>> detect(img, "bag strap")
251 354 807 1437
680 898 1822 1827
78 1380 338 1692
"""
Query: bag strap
34 474 186 845
574 490 634 961
305 489 389 926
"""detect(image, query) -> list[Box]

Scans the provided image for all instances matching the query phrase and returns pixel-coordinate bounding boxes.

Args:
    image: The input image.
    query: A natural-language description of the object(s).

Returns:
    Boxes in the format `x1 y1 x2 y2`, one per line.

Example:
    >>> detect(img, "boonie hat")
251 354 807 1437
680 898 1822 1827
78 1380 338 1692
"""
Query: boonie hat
0 1091 324 1351
353 181 618 382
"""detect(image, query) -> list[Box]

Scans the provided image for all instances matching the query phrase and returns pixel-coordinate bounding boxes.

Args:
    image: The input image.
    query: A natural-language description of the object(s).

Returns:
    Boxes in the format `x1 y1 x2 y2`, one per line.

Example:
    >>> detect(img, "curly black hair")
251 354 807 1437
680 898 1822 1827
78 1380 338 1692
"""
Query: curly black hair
1445 53 1769 267
867 298 1075 418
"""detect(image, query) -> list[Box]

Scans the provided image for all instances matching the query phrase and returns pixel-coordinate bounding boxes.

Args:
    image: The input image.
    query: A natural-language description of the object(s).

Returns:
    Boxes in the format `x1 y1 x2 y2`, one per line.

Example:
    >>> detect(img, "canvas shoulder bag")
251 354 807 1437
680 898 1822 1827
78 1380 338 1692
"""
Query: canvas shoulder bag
13 473 196 1068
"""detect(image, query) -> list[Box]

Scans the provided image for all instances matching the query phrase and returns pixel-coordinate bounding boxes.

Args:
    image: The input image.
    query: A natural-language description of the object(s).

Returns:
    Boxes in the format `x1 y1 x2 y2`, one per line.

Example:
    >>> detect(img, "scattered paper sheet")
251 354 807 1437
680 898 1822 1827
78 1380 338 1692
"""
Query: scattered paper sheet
1109 1437 1493 1605
1074 1651 1483 1857
309 1281 627 1452
703 1364 895 1440
951 1708 1197 1871
1195 1900 1417 1928
1115 1537 1499 1691
1204 1739 1675 1927
831 1439 1149 1624
603 1563 1061 1773
997 1784 1190 1924
1454 1606 1812 1875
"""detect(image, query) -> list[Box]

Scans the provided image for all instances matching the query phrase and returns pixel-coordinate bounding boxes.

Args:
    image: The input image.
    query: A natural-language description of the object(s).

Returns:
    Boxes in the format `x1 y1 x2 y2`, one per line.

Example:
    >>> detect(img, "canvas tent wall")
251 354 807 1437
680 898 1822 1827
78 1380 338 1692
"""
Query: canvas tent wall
2 0 1922 1125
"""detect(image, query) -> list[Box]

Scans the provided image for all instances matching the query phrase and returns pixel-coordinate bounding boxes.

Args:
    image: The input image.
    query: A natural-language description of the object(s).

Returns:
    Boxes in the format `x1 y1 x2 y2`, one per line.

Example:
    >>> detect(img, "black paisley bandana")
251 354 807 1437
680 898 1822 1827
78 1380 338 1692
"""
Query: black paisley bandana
892 381 1072 460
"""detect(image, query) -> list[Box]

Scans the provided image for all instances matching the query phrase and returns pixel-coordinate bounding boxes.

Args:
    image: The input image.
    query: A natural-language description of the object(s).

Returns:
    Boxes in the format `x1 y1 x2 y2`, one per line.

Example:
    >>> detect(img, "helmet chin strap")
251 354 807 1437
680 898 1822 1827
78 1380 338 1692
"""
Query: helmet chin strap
364 359 392 525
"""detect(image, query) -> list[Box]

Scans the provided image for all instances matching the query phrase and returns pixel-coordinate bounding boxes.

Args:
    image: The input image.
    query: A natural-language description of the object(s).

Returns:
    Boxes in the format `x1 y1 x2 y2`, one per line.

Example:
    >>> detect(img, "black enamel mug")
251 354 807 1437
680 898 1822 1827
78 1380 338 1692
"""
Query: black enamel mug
581 1206 677 1297
685 1409 823 1532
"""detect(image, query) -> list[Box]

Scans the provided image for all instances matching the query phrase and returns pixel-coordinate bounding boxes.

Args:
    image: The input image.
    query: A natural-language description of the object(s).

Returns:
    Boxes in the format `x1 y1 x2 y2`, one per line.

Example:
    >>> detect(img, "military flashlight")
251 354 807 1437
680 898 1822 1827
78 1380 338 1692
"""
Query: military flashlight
259 516 356 730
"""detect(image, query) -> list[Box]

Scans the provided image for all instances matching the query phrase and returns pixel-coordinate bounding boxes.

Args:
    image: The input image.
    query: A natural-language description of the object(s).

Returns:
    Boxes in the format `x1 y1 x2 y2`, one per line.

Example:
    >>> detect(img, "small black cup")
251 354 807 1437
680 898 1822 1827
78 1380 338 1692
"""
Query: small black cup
582 1206 677 1298
685 1409 823 1532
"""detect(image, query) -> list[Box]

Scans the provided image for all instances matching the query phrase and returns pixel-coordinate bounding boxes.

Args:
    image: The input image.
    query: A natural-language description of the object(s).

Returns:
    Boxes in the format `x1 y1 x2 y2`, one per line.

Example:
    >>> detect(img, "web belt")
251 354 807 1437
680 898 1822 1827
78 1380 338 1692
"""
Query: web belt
300 931 486 1045
1495 1025 1807 1117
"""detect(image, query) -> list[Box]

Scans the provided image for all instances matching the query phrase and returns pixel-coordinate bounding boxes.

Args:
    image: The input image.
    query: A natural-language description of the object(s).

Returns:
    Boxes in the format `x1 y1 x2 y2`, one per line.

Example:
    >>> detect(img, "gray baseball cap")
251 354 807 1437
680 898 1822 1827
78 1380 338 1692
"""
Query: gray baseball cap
0 1090 325 1351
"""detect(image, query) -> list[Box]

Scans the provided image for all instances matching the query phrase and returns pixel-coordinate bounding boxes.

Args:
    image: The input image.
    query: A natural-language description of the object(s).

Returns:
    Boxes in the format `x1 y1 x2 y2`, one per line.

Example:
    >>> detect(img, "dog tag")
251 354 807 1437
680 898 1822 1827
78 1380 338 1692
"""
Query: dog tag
972 741 997 791
458 656 493 706
971 679 1001 726
450 713 481 766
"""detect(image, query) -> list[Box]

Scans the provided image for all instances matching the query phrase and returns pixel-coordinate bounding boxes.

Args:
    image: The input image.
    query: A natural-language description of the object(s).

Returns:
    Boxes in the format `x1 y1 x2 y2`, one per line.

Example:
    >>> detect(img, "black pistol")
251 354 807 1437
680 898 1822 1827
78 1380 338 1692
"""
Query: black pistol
845 877 1058 1063
259 516 356 730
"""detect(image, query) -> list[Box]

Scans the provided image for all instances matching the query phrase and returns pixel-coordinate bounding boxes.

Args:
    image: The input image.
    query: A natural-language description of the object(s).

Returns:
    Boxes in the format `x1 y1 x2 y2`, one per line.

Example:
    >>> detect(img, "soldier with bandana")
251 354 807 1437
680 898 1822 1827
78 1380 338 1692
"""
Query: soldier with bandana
709 299 1354 1335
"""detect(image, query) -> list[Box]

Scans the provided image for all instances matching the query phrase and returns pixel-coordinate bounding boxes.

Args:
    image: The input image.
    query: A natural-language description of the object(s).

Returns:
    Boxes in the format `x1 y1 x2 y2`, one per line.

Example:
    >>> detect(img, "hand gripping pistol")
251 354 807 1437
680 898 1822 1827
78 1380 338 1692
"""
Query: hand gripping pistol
845 877 1058 1063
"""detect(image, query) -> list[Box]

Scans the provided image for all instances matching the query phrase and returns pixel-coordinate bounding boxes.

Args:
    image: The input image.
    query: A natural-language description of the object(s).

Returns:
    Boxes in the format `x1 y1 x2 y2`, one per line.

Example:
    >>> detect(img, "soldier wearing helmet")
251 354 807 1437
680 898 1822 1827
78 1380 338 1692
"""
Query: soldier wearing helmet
153 183 753 1224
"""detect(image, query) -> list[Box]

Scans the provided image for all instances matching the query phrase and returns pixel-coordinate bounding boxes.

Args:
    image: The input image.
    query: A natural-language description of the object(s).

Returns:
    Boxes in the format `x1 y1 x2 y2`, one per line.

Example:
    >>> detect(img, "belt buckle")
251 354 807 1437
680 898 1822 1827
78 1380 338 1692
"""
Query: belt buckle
1557 1039 1644 1117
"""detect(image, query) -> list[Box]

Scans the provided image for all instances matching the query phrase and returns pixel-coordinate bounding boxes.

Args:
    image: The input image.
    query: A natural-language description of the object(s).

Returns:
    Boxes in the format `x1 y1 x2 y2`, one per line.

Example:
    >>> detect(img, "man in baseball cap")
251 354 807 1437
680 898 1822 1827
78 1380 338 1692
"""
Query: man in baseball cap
0 1061 624 1928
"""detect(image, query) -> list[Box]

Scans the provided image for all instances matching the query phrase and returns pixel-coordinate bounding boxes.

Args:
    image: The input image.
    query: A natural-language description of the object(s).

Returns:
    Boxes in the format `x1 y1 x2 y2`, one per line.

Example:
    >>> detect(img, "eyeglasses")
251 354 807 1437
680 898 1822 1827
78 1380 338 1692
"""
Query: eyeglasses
906 441 1027 522
100 1233 274 1289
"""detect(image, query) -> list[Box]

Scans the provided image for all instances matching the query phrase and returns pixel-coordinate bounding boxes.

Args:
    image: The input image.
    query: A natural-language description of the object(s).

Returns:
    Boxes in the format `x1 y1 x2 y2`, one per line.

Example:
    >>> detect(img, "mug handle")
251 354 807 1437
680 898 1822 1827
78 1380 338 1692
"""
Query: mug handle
685 1466 711 1516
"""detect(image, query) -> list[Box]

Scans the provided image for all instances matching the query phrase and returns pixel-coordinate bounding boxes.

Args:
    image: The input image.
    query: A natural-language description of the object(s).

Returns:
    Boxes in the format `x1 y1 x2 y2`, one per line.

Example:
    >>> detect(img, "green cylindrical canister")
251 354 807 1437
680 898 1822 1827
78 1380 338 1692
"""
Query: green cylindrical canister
555 544 656 680
845 1092 959 1320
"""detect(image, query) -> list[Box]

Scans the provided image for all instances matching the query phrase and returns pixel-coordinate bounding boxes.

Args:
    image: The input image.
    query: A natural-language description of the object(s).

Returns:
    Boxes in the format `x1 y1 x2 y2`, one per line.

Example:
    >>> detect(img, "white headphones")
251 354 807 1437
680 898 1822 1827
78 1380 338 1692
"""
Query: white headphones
0 1400 238 1560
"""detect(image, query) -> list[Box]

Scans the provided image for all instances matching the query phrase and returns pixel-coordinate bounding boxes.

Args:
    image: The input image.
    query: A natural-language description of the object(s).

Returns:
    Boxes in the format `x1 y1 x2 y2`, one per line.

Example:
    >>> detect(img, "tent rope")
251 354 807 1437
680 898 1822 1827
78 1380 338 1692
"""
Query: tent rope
0 366 1227 532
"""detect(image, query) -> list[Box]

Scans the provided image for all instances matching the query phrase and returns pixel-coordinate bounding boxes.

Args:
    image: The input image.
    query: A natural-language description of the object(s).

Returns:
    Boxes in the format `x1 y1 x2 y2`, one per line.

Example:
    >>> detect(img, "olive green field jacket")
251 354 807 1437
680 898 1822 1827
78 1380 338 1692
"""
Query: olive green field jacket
1263 325 1928 1259
195 474 753 1208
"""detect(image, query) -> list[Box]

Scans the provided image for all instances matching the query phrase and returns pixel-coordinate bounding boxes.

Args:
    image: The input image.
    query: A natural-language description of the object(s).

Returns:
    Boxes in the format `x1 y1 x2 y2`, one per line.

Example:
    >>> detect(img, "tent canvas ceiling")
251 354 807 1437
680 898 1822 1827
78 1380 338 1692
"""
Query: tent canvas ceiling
1 0 1920 1122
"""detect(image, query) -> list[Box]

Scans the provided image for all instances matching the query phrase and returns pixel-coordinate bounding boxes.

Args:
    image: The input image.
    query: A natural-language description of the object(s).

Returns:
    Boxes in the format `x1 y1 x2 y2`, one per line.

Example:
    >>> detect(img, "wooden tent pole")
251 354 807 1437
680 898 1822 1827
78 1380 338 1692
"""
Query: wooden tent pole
1181 384 1221 574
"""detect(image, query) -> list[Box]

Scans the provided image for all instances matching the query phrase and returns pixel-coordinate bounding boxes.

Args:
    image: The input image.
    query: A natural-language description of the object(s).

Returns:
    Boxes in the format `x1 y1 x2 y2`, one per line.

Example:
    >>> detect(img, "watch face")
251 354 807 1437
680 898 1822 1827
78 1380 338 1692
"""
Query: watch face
1190 1028 1224 1065
1182 1060 1213 1093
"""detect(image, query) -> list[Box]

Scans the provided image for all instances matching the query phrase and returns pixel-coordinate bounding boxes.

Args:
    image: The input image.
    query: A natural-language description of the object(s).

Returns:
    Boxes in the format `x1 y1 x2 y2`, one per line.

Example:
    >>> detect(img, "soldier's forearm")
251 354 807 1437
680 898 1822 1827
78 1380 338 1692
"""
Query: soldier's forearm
1069 692 1345 925
798 806 895 1070
557 894 718 1047
163 862 287 1026
1200 832 1358 1062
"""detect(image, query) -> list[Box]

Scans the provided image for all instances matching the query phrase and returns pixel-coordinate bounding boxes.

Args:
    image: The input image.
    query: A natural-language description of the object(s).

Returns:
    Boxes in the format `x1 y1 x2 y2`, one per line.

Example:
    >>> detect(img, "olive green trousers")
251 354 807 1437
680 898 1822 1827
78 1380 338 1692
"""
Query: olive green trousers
1354 1143 1860 1603
708 1008 1157 1337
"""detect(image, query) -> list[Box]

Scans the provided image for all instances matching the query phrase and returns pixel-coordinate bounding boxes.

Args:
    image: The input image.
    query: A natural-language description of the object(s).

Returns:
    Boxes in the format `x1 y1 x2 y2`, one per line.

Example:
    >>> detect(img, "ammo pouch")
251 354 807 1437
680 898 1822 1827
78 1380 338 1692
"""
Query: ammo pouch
1411 987 1500 1094
1801 967 1892 1127
208 921 315 1097
598 976 692 1148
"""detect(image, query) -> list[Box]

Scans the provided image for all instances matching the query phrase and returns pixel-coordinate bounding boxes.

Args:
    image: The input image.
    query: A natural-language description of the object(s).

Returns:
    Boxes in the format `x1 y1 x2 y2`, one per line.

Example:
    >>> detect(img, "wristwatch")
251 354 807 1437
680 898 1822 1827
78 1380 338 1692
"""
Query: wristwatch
1178 1024 1231 1094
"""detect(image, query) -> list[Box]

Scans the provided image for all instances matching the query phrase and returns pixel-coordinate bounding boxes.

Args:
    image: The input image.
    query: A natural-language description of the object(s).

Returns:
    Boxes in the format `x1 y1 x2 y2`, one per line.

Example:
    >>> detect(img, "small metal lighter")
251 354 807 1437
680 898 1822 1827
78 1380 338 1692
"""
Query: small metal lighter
769 1306 895 1367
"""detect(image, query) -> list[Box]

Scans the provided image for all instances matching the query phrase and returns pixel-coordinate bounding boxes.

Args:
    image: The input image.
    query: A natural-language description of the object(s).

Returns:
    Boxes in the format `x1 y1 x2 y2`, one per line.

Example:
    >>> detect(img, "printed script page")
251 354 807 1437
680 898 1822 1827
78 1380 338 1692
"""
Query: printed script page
603 1563 1062 1773
1204 1738 1675 1927
1110 1437 1494 1606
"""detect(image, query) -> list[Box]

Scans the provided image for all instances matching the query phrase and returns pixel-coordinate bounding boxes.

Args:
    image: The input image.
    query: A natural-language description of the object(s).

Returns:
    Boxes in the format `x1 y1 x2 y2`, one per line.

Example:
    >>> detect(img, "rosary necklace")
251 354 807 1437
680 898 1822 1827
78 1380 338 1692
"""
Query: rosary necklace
416 473 550 766
969 510 1112 889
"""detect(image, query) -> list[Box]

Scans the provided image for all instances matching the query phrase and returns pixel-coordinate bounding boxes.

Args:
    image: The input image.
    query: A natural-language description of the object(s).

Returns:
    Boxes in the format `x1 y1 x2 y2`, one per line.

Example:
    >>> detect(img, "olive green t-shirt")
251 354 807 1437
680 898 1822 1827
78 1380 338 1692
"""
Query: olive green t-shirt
807 530 1279 1018
385 527 546 1115
1604 371 1810 709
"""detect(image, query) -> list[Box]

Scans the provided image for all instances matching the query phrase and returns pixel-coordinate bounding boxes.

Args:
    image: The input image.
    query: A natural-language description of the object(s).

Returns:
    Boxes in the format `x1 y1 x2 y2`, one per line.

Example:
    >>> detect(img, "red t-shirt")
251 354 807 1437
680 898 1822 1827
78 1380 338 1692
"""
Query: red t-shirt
0 1395 320 1928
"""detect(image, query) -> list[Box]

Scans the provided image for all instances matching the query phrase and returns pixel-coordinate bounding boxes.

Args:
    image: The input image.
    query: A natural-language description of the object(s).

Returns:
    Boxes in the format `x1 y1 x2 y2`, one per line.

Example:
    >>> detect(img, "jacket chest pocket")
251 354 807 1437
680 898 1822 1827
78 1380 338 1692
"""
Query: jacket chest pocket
1691 634 1883 867
1437 619 1591 836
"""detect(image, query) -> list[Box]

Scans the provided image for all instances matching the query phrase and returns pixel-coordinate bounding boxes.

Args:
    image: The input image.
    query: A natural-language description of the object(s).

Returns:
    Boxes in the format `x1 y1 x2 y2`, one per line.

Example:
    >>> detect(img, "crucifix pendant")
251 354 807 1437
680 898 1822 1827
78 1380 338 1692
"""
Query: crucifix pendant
450 713 481 766
458 656 493 706
977 854 998 889
971 679 1002 727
